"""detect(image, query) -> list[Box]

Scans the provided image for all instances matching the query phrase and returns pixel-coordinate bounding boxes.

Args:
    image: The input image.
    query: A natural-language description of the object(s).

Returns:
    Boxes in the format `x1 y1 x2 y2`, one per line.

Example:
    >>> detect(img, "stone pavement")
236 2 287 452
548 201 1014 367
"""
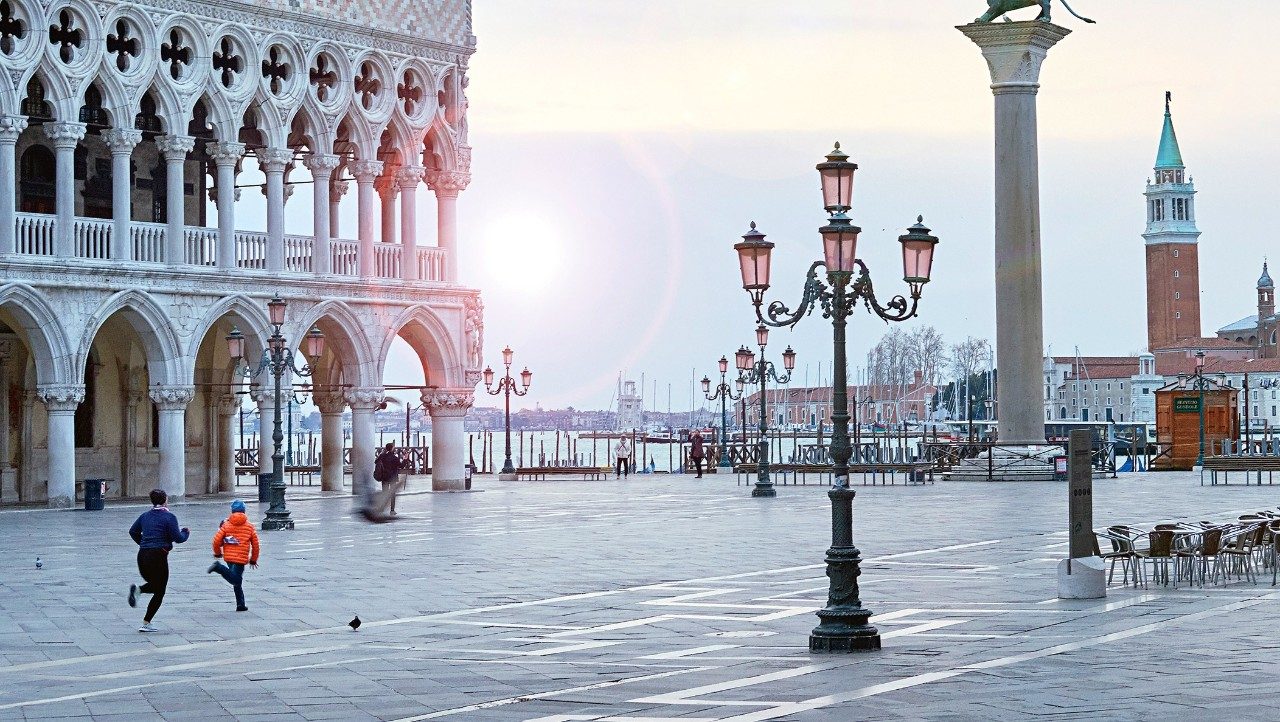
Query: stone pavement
2 471 1280 720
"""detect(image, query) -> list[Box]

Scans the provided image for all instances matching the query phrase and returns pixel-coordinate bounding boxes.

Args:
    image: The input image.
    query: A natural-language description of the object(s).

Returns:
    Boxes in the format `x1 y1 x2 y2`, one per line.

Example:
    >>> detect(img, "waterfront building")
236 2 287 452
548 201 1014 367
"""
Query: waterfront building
0 0 481 506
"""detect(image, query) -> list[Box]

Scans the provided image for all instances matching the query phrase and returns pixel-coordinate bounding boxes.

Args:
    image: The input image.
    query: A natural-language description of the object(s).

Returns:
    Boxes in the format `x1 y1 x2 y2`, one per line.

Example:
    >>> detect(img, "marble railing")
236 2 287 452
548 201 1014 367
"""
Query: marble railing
9 212 448 283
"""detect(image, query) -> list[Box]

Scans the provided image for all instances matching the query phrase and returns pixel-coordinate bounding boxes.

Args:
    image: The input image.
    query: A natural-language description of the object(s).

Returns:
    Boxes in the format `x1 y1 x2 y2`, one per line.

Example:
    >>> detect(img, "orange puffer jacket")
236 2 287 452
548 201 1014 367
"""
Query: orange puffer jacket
212 512 259 565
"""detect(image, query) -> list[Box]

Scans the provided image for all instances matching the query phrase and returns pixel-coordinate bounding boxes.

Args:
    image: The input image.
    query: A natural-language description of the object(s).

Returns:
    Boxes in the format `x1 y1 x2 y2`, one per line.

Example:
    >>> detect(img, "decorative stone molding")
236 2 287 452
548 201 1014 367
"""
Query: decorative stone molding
155 135 197 160
375 175 399 200
37 385 85 412
329 179 350 204
958 21 1070 92
215 394 239 415
149 385 196 410
463 293 483 371
206 141 247 166
421 388 473 417
43 122 87 149
313 390 347 414
102 128 144 154
395 165 425 190
425 170 470 196
0 115 29 143
350 160 384 182
258 147 294 173
344 387 386 411
304 153 341 175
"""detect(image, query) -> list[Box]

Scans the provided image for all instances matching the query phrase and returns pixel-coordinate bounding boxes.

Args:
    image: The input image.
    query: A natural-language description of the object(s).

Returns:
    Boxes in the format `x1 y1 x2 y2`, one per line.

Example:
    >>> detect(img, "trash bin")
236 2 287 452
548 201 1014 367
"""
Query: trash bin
84 479 106 511
464 463 474 491
1053 455 1069 482
258 473 273 503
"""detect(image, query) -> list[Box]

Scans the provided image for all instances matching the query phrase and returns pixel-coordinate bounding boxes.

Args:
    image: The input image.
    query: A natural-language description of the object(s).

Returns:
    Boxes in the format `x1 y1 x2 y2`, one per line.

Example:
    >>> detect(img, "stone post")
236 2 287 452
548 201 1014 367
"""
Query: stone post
155 135 196 265
0 115 28 255
38 384 83 508
345 388 383 500
314 390 346 492
351 160 383 279
397 165 424 281
259 147 293 273
0 338 14 502
305 153 340 275
423 389 473 491
959 21 1070 445
376 175 397 244
44 122 86 258
426 170 470 283
207 142 245 269
150 385 194 501
103 129 142 261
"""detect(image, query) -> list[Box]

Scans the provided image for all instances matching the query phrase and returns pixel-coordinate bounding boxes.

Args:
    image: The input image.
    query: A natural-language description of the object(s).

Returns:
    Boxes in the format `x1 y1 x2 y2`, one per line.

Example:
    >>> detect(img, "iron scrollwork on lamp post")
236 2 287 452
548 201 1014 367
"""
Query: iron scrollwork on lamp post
734 143 939 653
702 356 744 469
735 329 796 497
483 346 532 479
226 295 326 531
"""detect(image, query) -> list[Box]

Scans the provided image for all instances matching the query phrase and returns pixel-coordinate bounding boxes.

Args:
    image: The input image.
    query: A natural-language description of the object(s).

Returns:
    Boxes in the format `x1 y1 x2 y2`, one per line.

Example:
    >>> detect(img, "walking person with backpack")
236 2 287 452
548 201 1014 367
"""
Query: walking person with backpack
373 442 404 516
207 500 259 612
690 430 705 478
127 489 189 632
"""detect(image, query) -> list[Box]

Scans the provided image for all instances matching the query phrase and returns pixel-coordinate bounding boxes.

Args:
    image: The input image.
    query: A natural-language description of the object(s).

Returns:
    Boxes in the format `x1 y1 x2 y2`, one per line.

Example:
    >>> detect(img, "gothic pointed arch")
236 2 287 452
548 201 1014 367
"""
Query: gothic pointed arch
287 300 377 388
77 289 184 386
0 283 74 385
185 294 272 360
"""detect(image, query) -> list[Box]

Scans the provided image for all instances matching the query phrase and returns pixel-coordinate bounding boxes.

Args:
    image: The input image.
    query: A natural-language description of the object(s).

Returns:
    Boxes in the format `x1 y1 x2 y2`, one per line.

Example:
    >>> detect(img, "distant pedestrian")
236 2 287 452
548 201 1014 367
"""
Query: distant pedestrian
614 436 632 479
207 500 259 612
690 431 705 478
127 489 189 632
373 442 404 516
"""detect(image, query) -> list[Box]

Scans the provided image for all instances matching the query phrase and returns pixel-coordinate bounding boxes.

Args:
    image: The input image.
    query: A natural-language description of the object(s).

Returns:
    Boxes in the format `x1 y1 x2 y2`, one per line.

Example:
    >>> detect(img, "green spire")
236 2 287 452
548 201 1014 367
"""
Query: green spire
1155 91 1184 170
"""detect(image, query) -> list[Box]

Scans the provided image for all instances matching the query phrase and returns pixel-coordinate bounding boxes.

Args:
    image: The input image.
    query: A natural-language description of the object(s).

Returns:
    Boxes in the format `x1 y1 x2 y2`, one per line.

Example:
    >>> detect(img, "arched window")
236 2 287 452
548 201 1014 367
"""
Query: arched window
19 145 55 213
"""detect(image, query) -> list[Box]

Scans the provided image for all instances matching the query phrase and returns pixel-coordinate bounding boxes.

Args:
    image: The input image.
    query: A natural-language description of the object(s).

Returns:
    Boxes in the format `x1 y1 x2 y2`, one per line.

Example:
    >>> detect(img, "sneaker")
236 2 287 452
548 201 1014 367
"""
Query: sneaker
138 623 157 633
127 584 138 608
236 606 248 612
207 562 219 574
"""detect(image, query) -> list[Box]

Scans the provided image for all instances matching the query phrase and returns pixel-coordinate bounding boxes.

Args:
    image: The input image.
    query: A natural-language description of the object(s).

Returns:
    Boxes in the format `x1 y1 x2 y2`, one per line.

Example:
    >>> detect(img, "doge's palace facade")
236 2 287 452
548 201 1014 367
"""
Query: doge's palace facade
0 0 481 506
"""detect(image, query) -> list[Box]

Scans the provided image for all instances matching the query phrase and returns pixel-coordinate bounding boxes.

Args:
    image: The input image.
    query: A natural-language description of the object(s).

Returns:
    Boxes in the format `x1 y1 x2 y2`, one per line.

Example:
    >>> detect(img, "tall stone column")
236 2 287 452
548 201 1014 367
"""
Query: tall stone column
345 388 383 500
959 21 1070 446
216 395 238 494
314 391 346 492
426 170 470 283
208 142 245 269
103 129 142 261
397 166 424 281
0 338 14 502
305 153 340 275
423 389 473 491
44 122 86 258
376 176 397 245
156 135 196 265
150 386 193 501
329 179 348 239
0 116 28 255
351 161 383 279
259 147 293 273
38 384 83 508
254 388 275 475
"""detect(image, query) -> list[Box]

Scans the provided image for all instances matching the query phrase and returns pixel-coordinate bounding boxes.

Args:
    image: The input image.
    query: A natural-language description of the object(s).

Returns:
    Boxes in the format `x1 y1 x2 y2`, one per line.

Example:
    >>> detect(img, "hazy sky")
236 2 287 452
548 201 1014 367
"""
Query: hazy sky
385 1 1280 411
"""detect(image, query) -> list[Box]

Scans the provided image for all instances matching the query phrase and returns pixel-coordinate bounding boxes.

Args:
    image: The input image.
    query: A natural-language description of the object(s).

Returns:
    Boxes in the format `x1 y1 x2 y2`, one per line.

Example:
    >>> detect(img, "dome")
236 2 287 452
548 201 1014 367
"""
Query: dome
1260 262 1274 290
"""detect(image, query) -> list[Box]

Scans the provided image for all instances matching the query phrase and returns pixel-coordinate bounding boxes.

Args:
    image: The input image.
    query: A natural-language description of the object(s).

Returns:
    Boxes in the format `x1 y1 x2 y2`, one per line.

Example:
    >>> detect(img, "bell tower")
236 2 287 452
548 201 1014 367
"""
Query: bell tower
1144 92 1201 351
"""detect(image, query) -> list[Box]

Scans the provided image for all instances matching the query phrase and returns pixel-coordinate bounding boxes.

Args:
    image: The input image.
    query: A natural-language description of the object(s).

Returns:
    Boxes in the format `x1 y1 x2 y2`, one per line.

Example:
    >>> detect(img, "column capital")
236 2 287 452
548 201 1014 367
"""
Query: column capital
350 159 384 182
102 128 143 154
344 387 386 411
258 147 293 173
215 394 239 415
206 141 246 166
395 165 425 190
43 121 86 149
425 170 471 196
375 175 398 200
329 179 350 204
149 385 195 411
38 384 85 412
314 390 347 414
304 153 341 176
155 134 196 160
422 388 474 417
0 115 28 143
957 21 1070 90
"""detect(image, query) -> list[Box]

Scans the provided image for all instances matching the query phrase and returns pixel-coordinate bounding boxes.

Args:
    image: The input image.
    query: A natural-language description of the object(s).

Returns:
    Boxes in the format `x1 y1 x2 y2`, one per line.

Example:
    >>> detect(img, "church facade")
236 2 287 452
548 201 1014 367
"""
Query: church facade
0 0 481 506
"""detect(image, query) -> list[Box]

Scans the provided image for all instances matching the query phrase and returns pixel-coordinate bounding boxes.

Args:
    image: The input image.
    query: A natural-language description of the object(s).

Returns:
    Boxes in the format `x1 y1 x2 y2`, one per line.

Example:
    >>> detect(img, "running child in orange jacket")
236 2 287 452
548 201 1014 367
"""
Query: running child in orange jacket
207 500 259 611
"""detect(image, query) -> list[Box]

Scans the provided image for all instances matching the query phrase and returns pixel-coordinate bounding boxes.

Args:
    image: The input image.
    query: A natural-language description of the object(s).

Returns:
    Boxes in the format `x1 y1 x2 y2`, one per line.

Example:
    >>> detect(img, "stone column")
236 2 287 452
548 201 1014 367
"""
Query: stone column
38 384 83 508
345 388 383 500
217 395 238 493
208 142 245 269
102 129 142 261
397 165 424 281
0 338 14 502
0 116 28 255
329 179 348 239
259 147 293 273
314 391 346 492
423 389 473 491
959 21 1070 446
155 135 195 265
254 388 275 475
44 122 86 258
426 170 470 283
351 160 383 279
376 175 397 245
150 386 193 501
305 153 340 275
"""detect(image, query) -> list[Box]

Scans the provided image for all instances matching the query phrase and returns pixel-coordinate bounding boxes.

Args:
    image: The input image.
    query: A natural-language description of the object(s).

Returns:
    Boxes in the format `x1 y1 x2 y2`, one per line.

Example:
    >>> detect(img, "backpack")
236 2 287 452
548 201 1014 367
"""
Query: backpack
374 454 393 482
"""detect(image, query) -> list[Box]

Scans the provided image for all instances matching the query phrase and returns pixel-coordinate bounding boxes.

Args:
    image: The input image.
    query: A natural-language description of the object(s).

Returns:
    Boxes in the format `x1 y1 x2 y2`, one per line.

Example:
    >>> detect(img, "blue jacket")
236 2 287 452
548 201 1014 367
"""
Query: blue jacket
129 508 189 551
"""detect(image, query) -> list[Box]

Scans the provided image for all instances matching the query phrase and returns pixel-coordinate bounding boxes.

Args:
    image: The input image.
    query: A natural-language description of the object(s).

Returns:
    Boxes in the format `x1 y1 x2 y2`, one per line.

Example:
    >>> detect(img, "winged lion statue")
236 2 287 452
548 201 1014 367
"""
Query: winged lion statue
976 0 1095 24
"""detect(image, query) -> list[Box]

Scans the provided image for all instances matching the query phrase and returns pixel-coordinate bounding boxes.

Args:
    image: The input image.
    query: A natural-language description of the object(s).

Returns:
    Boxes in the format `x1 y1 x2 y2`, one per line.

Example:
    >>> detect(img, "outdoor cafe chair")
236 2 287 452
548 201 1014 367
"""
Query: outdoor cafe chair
1094 530 1138 586
1174 526 1222 587
1216 524 1263 584
1136 530 1176 588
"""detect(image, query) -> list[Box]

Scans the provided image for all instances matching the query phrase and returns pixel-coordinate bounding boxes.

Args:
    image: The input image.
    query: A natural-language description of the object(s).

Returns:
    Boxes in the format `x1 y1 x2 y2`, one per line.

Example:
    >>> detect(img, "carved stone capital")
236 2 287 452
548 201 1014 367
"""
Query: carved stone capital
43 122 86 149
329 179 350 204
425 170 470 196
0 115 29 143
155 134 197 160
38 384 85 412
258 147 294 173
102 128 143 154
344 387 386 411
395 165 425 190
375 175 399 200
206 141 247 166
350 160 384 183
215 395 240 415
149 385 196 411
958 21 1070 91
421 388 474 417
304 153 341 176
313 390 347 414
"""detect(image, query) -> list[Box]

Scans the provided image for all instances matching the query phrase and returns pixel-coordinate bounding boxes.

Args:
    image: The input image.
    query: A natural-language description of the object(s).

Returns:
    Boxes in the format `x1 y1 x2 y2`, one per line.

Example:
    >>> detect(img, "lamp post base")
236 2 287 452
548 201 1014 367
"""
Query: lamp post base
809 615 881 652
261 513 295 531
751 483 776 498
499 473 517 481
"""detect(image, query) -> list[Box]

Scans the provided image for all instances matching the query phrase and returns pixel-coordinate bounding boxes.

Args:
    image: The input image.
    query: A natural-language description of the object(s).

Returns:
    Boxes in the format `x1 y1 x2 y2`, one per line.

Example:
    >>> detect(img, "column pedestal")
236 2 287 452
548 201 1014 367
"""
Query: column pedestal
423 389 474 491
38 385 84 508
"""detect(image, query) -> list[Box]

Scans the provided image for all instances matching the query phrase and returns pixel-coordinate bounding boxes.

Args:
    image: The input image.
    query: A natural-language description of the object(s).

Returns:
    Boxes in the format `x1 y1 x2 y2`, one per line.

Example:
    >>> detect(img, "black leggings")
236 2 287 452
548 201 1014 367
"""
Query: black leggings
137 548 170 622
616 458 629 477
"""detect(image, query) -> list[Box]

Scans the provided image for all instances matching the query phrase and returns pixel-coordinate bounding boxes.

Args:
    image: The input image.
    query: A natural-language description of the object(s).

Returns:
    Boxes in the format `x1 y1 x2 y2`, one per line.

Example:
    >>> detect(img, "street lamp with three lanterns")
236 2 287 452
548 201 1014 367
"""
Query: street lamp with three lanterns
483 346 532 479
735 326 796 498
701 355 744 469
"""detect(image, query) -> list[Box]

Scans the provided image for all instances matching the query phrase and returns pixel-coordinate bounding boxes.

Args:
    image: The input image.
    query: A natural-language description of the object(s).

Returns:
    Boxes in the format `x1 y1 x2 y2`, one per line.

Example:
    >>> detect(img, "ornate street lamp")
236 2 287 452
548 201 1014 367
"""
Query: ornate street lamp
1195 350 1206 466
226 295 325 531
703 356 743 468
734 143 938 653
484 346 531 479
738 326 795 497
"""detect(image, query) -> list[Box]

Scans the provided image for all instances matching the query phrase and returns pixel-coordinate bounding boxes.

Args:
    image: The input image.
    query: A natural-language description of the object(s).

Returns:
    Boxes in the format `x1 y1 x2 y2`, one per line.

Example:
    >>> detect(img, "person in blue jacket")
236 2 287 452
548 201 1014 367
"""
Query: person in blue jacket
127 489 189 632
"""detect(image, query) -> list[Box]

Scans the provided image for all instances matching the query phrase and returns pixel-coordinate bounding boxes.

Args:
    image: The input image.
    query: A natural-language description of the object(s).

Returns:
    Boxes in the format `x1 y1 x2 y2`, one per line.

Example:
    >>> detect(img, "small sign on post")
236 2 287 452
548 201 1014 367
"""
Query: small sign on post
1058 429 1105 598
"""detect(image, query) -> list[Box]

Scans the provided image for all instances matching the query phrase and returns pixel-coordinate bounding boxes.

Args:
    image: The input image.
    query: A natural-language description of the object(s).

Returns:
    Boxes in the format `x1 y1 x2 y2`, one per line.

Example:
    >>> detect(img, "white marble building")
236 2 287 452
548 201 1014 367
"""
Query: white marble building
0 0 482 506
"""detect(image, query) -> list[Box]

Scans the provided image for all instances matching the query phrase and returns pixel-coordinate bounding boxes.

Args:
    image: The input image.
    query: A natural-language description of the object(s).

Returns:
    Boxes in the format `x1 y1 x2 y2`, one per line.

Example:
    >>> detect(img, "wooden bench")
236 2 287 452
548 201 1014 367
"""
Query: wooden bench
515 466 609 481
1202 456 1280 486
